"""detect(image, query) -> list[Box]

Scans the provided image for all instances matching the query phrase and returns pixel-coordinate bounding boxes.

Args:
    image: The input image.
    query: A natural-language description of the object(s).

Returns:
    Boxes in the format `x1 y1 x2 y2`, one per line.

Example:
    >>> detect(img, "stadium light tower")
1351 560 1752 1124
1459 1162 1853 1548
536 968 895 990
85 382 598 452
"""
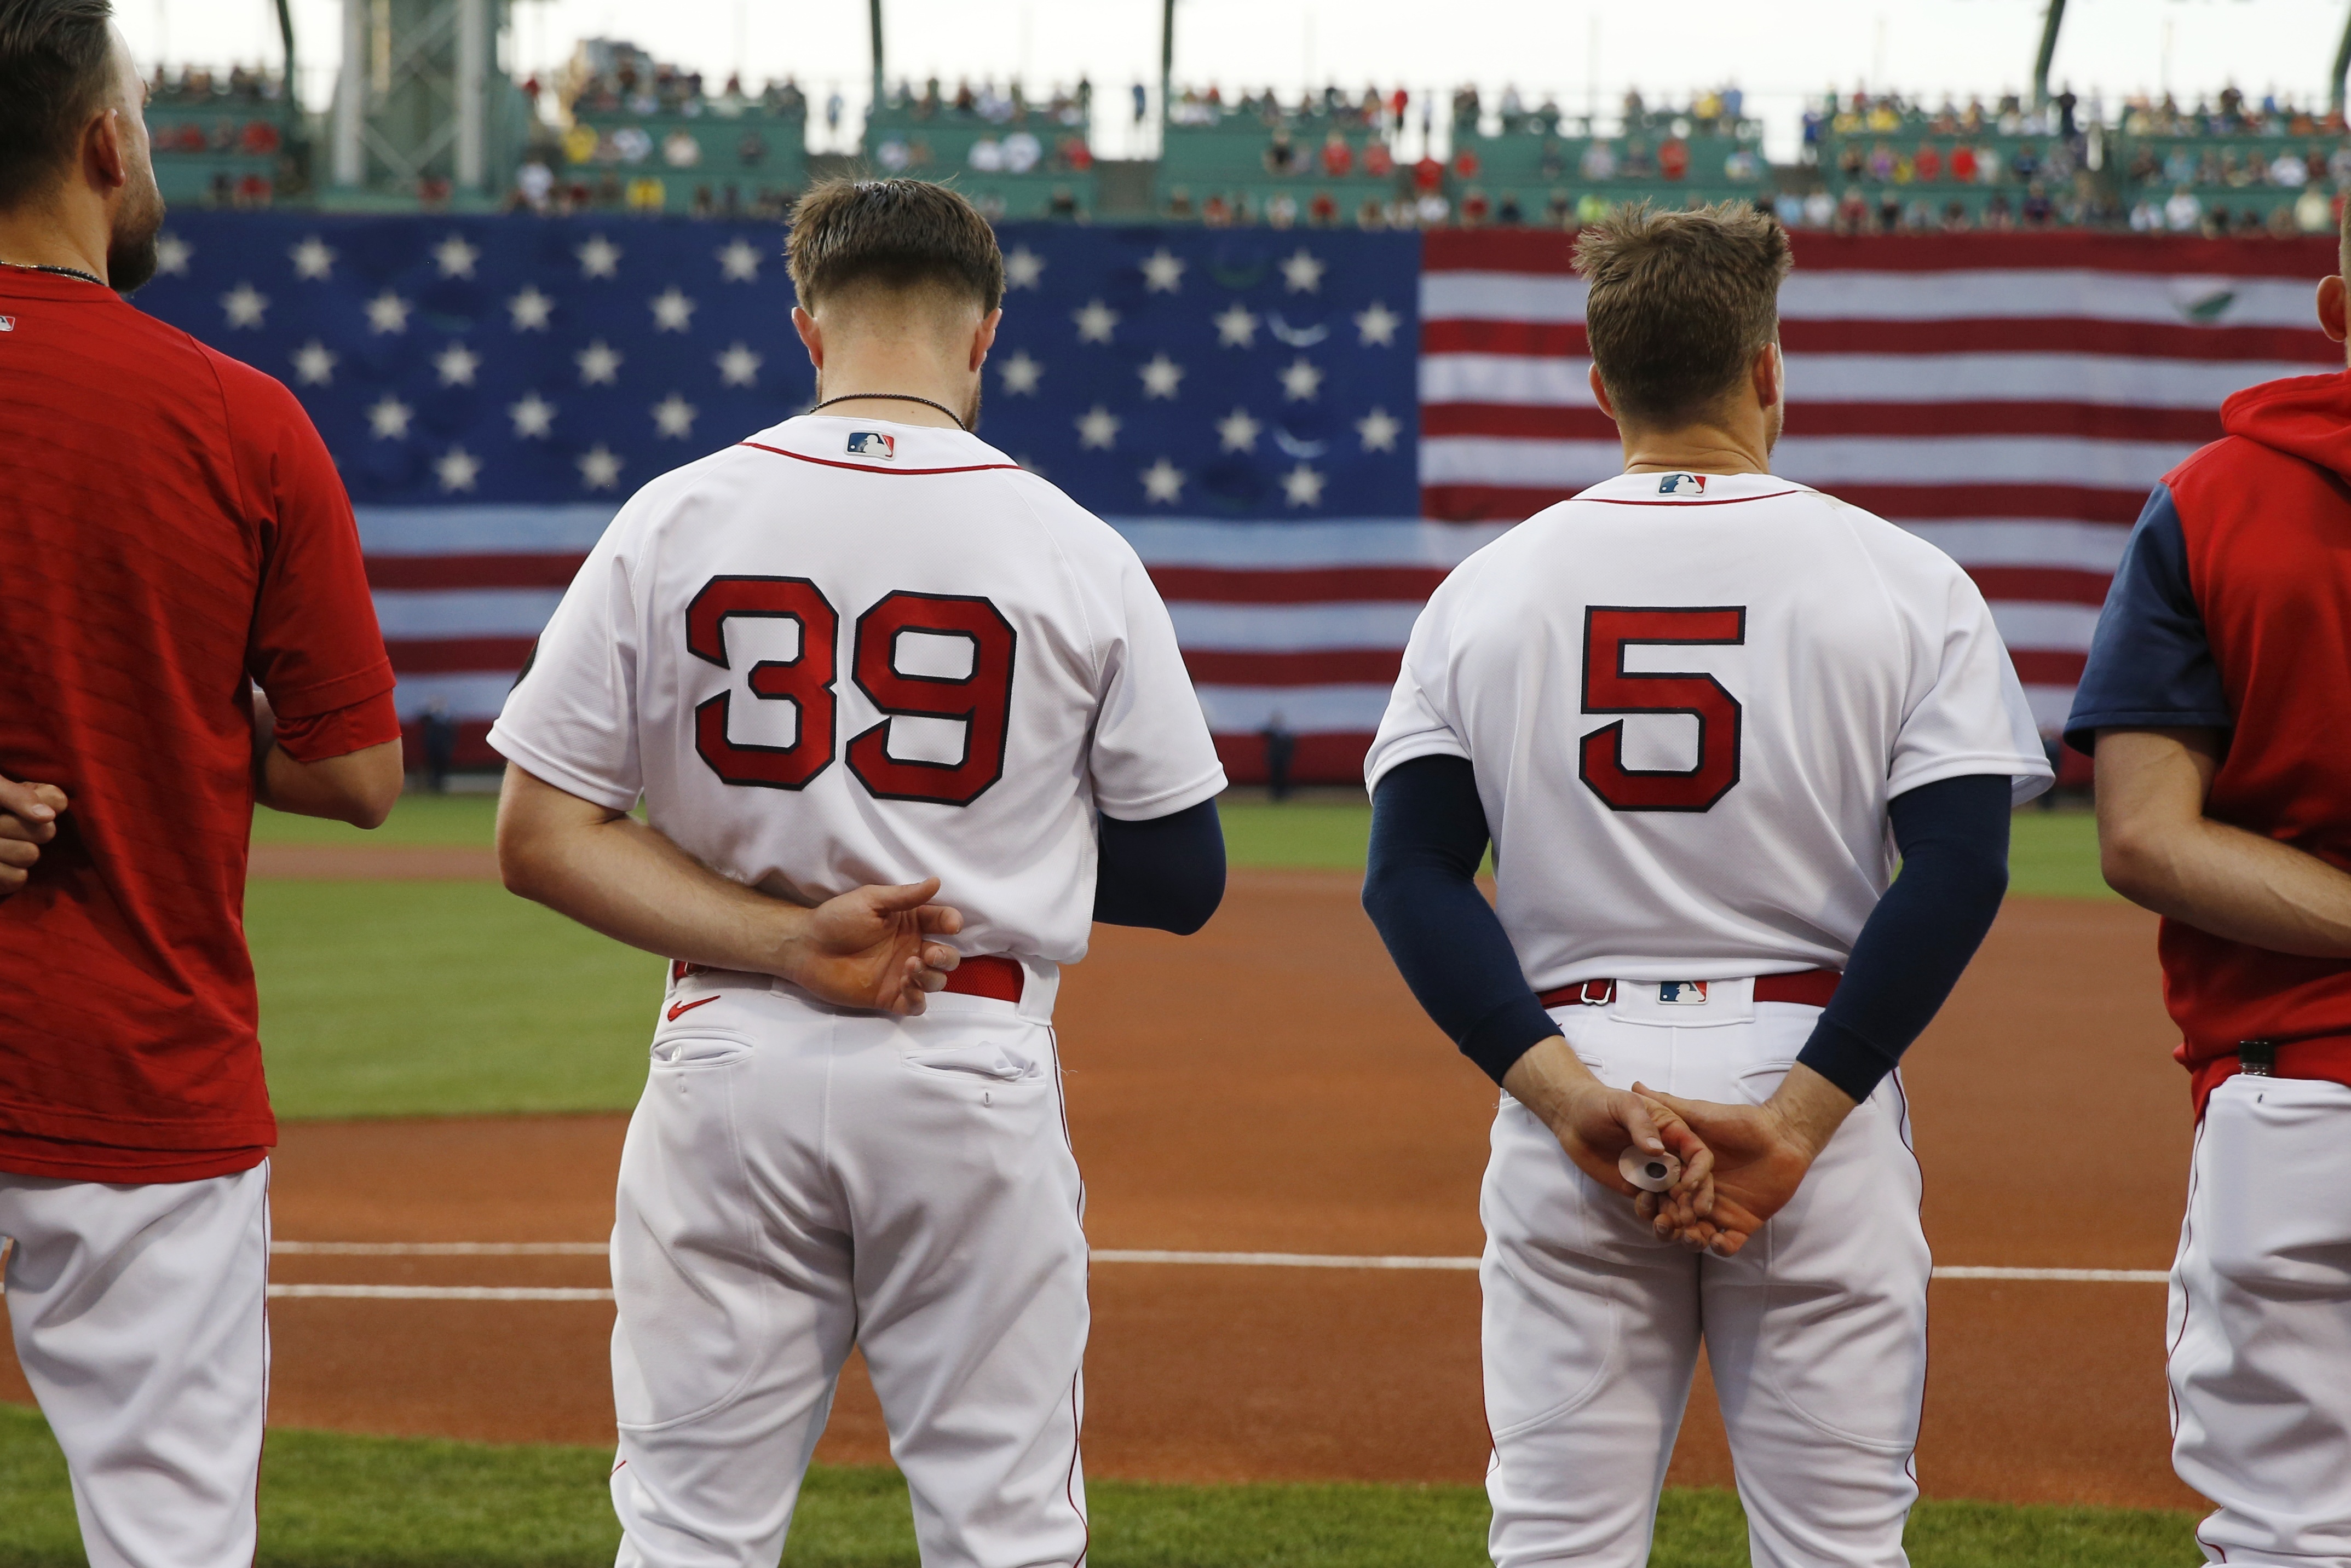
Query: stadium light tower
871 0 885 115
330 0 525 203
2335 0 2351 116
2031 0 2067 108
1161 0 1175 133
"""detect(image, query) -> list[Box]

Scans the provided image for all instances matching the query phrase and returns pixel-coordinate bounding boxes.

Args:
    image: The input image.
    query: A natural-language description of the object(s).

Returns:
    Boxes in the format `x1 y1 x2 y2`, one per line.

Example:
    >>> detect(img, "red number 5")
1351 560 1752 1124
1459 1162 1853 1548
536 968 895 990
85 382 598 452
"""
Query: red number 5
1578 606 1745 812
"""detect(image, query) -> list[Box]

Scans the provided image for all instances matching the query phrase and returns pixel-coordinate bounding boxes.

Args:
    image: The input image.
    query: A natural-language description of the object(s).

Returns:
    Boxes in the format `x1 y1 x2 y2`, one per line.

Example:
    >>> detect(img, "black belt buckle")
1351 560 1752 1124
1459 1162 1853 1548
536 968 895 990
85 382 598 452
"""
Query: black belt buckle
2238 1039 2278 1077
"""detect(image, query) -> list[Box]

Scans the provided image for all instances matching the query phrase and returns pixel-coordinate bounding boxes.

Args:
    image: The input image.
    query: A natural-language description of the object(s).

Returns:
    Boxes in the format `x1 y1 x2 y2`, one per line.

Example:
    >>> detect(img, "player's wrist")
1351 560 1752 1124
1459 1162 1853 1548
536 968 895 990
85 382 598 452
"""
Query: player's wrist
1764 1063 1858 1159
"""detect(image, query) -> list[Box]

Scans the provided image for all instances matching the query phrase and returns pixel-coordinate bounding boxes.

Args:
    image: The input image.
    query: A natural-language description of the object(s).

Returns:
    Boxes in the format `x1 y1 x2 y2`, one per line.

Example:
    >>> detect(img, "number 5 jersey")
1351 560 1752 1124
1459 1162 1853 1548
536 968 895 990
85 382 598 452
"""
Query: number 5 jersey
1363 469 2052 989
490 414 1228 971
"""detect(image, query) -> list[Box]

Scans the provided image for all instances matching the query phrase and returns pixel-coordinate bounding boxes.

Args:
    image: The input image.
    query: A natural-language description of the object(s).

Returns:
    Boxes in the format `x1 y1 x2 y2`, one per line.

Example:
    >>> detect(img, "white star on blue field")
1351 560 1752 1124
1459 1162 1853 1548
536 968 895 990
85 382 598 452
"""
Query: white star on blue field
130 216 1421 520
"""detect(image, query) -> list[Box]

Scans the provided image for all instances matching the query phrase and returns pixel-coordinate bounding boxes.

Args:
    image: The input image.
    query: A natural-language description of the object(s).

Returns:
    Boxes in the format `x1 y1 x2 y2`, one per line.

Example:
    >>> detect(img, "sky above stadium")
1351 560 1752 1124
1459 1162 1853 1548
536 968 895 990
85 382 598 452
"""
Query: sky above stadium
126 0 2349 162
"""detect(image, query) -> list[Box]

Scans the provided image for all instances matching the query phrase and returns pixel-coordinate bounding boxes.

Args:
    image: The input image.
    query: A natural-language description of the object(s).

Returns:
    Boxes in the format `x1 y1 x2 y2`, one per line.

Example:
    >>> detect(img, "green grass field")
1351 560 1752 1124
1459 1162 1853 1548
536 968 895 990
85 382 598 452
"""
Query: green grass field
0 1404 2198 1567
257 792 2111 893
247 795 2113 1120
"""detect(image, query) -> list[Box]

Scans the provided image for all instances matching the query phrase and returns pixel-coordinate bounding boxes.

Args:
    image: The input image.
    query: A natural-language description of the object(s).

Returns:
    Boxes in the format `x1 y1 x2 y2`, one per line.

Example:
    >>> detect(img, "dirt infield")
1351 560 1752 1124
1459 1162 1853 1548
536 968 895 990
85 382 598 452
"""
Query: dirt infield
1 870 2204 1509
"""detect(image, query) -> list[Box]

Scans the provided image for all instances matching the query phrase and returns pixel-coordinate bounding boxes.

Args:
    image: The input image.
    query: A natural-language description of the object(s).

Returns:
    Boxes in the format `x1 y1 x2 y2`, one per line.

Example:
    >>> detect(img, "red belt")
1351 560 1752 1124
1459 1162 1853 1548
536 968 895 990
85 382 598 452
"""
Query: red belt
940 954 1025 1003
666 952 1027 1004
1537 969 1841 1011
2188 1034 2351 1120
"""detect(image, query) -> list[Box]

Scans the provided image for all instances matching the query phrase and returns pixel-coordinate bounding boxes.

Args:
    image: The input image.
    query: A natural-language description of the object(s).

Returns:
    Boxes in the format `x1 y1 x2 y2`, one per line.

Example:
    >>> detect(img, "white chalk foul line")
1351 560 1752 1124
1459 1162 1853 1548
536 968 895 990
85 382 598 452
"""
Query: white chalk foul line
267 1284 614 1302
1092 1248 1478 1270
272 1241 609 1256
261 1244 2171 1290
1932 1266 2170 1284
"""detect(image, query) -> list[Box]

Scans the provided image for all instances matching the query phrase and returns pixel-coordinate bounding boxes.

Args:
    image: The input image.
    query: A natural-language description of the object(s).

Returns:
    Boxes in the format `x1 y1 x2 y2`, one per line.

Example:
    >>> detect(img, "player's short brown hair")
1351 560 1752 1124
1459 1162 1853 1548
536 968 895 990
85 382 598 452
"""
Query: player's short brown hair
786 178 1005 317
0 0 117 209
1574 201 1794 428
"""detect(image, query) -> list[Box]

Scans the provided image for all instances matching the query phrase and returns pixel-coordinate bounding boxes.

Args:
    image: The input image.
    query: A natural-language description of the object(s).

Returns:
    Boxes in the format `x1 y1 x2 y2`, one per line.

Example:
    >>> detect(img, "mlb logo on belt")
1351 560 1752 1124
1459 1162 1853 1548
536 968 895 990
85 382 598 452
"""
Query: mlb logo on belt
1656 472 1705 495
845 431 895 460
1657 981 1710 1005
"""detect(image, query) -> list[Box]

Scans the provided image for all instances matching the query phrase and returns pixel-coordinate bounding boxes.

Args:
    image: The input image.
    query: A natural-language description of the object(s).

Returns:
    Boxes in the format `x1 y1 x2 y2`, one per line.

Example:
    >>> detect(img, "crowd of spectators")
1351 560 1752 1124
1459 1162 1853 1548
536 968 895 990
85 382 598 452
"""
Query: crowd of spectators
875 76 1091 129
148 64 284 105
510 159 802 222
2119 86 2349 139
1168 83 1400 131
561 40 818 123
142 62 285 209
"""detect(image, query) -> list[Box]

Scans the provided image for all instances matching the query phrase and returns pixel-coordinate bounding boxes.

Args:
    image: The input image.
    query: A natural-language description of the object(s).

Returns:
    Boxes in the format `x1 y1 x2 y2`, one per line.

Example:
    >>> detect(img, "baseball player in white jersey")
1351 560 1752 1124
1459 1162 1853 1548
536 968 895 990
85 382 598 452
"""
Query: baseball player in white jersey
1361 204 2052 1566
491 181 1228 1568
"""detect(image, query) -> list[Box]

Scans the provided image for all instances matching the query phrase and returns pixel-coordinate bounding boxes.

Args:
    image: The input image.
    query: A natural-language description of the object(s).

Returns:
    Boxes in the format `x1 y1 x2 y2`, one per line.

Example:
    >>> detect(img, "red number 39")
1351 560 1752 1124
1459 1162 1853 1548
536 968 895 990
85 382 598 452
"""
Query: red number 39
687 577 1017 808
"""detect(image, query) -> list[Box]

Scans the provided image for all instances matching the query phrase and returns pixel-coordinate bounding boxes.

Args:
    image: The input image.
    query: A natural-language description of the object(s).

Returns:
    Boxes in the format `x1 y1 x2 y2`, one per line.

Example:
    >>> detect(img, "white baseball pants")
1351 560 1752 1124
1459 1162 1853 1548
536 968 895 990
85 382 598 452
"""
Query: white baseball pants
609 971 1090 1568
0 1162 271 1568
2170 1073 2351 1566
1482 987 1929 1568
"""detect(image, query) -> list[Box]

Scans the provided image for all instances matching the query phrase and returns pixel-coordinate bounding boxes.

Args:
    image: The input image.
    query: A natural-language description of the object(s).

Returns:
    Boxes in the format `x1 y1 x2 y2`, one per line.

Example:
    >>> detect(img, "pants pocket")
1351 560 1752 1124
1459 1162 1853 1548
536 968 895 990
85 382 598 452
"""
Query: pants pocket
900 1026 1050 1088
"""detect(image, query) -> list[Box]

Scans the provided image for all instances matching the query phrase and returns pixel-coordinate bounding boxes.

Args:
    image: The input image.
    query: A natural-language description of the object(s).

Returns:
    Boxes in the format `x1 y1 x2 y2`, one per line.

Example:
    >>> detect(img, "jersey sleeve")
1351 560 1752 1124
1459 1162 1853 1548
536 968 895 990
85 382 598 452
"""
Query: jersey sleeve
1886 556 2055 806
2061 483 2231 755
231 359 398 736
1087 552 1228 821
486 520 644 811
1363 567 1473 792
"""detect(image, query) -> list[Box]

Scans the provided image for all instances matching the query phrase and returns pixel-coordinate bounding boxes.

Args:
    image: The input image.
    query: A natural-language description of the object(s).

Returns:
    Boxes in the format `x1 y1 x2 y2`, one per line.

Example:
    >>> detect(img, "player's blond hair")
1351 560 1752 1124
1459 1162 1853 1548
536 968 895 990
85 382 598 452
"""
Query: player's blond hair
1574 201 1793 428
787 177 1005 317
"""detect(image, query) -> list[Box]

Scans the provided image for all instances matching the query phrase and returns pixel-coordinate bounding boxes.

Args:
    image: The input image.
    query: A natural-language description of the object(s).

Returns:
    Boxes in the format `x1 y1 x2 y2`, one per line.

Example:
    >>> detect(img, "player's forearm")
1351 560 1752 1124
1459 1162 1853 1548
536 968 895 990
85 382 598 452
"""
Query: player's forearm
497 767 813 976
2110 814 2351 958
2097 727 2351 958
256 740 403 828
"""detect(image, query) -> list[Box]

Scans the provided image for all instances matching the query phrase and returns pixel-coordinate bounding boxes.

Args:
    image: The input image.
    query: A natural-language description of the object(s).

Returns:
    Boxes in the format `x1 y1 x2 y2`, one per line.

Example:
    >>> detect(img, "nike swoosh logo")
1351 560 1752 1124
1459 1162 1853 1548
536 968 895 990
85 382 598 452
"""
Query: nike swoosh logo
665 996 721 1022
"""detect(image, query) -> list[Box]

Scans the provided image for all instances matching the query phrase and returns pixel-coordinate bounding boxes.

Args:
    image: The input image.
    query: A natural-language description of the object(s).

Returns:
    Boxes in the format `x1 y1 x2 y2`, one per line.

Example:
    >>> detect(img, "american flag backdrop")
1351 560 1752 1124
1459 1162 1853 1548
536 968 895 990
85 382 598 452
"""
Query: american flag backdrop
132 215 2342 783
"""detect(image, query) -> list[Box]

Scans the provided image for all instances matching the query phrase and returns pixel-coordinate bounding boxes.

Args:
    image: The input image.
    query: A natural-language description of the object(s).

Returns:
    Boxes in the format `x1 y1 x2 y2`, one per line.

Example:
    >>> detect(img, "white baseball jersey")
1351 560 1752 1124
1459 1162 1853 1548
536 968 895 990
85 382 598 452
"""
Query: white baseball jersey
1364 469 2053 988
489 414 1227 967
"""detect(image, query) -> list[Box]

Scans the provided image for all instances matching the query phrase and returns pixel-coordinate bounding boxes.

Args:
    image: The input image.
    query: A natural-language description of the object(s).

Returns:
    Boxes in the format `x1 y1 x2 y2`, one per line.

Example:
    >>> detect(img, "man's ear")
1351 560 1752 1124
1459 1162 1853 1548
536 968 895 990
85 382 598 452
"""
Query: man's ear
1752 340 1784 411
85 106 129 193
2318 275 2348 347
792 305 824 368
1587 362 1618 422
970 307 1002 372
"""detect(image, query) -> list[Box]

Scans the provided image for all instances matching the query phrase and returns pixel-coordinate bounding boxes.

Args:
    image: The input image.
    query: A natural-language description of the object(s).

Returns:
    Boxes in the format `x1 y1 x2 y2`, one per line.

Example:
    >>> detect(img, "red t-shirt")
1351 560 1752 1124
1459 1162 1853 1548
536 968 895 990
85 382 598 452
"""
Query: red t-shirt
0 269 400 1181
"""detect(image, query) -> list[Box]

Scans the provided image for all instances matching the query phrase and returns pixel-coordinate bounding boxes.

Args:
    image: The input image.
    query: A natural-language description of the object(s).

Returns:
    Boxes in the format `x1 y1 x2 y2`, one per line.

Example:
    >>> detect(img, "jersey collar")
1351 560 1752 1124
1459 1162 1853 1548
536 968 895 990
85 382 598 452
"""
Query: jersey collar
1573 470 1812 506
748 413 1021 475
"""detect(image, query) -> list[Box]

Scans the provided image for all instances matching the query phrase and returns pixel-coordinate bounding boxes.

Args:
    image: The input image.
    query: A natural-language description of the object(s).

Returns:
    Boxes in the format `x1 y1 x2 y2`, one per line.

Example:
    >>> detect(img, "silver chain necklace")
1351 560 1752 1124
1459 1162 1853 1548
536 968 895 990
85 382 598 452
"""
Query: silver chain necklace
0 258 103 286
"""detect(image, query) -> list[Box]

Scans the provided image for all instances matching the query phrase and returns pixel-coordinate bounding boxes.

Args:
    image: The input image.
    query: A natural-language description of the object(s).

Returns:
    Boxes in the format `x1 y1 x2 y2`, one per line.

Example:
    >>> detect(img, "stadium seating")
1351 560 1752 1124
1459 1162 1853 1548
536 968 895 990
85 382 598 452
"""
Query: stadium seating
558 43 809 217
145 65 292 207
1155 91 1401 227
1448 118 1770 228
863 80 1098 221
2116 128 2346 235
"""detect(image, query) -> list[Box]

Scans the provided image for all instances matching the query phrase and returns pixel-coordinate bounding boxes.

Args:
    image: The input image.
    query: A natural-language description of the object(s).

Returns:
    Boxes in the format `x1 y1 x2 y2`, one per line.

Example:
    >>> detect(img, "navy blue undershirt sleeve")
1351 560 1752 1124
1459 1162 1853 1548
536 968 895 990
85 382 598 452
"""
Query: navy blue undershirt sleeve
1793 773 2013 1102
1093 798 1225 935
1362 755 1559 1085
2062 483 2232 756
1363 759 2014 1096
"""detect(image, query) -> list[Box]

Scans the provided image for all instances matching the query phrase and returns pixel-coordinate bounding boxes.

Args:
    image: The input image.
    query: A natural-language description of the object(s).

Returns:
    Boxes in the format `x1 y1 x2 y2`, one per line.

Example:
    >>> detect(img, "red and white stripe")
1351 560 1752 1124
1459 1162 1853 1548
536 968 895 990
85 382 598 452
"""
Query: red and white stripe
1420 229 2343 745
368 233 2342 784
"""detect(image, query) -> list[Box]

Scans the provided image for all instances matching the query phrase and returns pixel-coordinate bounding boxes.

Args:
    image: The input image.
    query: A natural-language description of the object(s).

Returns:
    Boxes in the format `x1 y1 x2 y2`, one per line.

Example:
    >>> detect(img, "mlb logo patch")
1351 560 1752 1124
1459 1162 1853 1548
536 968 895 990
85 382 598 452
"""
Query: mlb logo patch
0 316 15 332
845 431 895 461
1656 472 1705 495
1657 981 1710 1005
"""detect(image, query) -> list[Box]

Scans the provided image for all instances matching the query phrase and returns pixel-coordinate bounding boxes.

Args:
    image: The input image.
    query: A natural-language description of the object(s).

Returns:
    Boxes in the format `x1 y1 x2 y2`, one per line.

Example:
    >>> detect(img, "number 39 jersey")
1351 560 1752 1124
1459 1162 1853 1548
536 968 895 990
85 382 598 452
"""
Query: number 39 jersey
489 415 1228 967
1364 470 2053 989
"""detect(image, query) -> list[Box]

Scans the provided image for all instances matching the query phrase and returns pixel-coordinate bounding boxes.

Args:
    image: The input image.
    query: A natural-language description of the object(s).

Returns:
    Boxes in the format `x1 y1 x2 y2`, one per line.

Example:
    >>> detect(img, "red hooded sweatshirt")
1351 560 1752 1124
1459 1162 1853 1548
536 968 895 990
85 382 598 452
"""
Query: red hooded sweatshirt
2070 370 2351 1114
